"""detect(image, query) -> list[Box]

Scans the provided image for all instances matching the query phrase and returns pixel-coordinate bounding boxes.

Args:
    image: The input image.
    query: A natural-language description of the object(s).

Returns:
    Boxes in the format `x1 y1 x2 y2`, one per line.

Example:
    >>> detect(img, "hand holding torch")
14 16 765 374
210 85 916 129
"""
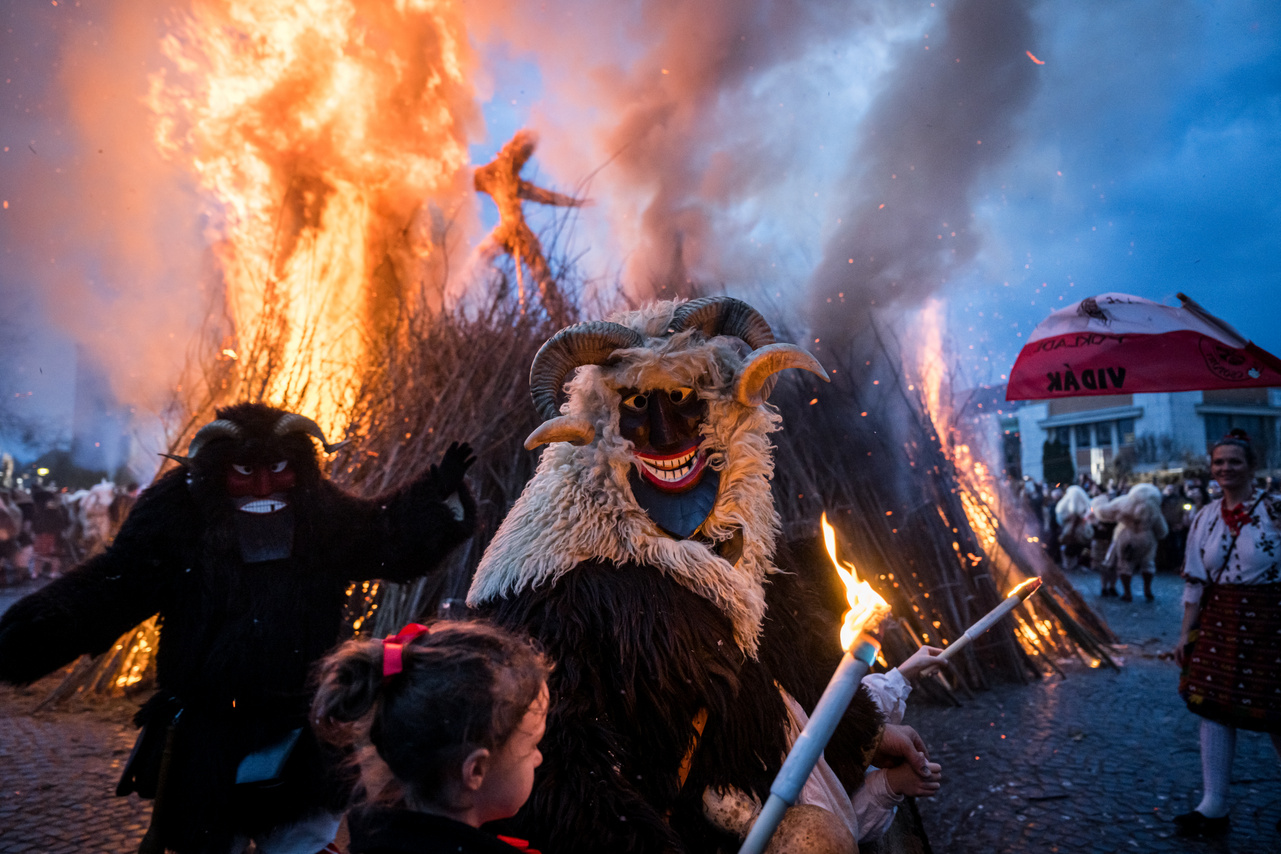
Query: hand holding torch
739 514 891 854
936 577 1043 664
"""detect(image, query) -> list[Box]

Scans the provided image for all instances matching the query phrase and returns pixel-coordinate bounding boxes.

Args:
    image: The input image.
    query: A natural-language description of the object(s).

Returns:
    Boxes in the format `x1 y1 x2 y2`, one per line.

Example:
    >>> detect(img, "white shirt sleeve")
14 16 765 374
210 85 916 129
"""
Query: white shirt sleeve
1182 581 1203 605
860 669 912 725
1181 505 1215 585
852 768 904 843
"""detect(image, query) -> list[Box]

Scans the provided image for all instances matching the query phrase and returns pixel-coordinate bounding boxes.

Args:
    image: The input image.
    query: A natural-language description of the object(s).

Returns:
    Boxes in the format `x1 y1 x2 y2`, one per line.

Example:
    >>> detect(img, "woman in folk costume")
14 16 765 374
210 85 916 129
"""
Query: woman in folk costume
1174 430 1281 837
468 297 930 854
1054 485 1094 571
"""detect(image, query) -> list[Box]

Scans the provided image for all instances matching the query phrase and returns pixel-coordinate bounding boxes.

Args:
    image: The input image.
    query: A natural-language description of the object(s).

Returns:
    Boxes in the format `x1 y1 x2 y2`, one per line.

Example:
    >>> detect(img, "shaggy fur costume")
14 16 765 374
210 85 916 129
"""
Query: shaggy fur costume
470 320 780 654
1099 483 1169 575
1055 485 1094 543
0 403 474 853
470 301 882 853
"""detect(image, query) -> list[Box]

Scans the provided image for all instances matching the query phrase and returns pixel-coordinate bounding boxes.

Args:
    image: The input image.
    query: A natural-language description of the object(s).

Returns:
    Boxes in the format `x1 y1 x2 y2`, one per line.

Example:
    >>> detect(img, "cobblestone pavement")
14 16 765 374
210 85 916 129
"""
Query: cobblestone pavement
910 571 1281 853
3 573 1279 853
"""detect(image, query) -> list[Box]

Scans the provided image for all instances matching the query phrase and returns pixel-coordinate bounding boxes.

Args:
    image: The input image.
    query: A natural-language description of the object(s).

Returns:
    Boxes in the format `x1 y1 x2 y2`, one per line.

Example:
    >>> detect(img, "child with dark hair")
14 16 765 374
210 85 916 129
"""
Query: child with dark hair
312 621 551 854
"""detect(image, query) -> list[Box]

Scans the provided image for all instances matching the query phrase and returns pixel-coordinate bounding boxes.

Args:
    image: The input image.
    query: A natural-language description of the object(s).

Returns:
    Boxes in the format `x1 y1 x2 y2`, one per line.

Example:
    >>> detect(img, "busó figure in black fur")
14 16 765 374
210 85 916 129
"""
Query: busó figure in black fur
469 297 931 853
0 403 477 854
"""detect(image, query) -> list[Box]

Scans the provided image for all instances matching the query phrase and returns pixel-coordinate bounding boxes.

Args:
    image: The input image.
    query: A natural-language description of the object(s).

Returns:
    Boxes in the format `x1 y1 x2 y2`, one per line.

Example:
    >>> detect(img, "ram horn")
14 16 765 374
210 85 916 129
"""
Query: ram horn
274 412 347 454
187 419 245 458
733 343 830 406
524 416 596 450
529 321 645 421
668 296 776 350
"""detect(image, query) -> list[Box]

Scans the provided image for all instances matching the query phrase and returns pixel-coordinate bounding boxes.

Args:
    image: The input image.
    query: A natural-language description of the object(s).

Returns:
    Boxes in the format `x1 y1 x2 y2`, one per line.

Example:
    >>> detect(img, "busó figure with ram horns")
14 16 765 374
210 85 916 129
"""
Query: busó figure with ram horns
471 296 928 854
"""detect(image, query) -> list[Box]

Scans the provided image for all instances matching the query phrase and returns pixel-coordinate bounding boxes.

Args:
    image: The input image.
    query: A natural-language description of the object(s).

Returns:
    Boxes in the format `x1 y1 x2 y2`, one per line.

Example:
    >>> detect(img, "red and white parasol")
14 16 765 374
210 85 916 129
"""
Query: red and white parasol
1006 292 1281 401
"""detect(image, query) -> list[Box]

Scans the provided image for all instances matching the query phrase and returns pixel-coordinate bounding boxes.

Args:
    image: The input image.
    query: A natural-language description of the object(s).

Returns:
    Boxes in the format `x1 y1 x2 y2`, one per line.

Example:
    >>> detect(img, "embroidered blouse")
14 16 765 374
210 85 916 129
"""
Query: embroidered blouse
1181 489 1281 604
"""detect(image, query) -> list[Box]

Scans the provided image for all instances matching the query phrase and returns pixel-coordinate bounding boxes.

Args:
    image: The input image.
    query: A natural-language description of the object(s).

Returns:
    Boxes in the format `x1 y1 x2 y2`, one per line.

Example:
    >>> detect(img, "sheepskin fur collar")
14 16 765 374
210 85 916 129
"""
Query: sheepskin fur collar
468 301 783 656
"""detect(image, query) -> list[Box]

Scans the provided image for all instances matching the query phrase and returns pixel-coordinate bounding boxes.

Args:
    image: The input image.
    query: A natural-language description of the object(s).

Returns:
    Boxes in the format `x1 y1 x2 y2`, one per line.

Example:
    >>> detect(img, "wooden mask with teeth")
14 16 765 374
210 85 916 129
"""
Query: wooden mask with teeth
524 297 828 539
171 404 345 563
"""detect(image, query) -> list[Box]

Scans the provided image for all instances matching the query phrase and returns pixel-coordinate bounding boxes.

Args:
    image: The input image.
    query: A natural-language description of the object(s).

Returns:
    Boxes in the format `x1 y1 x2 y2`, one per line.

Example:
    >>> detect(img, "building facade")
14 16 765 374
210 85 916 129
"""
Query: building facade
1015 387 1281 484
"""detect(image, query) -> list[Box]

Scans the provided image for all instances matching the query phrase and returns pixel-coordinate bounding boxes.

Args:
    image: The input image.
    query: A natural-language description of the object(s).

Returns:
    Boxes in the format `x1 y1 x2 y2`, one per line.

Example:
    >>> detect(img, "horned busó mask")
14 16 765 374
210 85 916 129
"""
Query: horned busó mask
469 297 828 655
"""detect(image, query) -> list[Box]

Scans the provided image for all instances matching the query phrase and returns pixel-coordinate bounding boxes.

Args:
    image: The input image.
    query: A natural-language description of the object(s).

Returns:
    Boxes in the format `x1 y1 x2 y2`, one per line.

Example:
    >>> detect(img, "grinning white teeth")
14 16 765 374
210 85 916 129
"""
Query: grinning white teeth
239 498 287 514
637 448 700 484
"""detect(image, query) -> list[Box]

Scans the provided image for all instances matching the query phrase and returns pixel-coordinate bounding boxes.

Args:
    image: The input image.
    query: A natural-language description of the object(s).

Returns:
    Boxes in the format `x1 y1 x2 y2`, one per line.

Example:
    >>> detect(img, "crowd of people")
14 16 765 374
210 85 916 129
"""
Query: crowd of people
1017 468 1281 602
0 480 139 583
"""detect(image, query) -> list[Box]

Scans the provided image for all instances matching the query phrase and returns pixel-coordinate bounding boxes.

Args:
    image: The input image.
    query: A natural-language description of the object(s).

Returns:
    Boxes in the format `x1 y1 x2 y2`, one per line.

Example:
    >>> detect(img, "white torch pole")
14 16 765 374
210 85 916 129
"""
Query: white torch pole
936 577 1043 664
738 633 881 854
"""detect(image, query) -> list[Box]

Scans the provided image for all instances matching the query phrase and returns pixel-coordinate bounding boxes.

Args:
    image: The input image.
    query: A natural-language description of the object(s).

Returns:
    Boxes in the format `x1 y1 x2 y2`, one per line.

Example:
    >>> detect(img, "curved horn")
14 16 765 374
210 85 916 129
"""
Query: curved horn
187 419 245 458
524 416 596 450
274 412 343 454
668 296 776 350
529 321 645 421
734 343 830 406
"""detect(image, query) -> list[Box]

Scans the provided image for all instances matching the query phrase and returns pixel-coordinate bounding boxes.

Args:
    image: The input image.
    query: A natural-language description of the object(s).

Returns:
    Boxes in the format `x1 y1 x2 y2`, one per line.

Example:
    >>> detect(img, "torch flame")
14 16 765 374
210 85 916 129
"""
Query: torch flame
1007 576 1043 600
821 512 891 650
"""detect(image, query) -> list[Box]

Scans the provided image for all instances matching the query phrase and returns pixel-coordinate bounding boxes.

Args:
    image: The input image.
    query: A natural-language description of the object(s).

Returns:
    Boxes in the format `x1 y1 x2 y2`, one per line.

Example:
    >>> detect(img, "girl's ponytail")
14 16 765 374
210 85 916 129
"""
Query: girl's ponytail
311 620 549 809
311 638 385 742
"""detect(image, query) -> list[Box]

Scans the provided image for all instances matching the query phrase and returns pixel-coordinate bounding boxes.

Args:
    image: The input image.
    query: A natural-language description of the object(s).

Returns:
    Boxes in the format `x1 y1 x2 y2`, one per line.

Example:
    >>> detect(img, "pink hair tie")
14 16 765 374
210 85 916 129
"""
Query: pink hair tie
382 623 431 681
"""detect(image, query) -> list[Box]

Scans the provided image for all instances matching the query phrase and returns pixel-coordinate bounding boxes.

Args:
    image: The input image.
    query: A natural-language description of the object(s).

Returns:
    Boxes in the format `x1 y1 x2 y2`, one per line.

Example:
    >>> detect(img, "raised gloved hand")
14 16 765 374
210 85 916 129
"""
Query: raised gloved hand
431 442 476 499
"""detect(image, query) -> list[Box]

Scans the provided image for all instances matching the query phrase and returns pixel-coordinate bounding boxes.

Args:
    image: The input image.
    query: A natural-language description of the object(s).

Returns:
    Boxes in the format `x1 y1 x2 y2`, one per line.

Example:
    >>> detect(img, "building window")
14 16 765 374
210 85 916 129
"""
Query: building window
1054 426 1071 447
1097 423 1113 448
1119 418 1137 445
1076 423 1093 448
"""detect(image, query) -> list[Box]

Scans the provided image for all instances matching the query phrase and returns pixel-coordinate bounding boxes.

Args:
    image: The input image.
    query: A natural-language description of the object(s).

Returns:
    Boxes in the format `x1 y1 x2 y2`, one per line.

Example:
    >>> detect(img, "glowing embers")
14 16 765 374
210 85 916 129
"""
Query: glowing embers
238 497 289 514
634 442 709 491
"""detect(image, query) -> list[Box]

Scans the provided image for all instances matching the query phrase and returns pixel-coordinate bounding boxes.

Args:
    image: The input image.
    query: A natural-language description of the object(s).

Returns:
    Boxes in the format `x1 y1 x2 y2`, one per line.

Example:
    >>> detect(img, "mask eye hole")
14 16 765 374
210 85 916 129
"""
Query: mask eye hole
668 387 694 405
622 393 649 412
232 464 253 476
269 460 288 474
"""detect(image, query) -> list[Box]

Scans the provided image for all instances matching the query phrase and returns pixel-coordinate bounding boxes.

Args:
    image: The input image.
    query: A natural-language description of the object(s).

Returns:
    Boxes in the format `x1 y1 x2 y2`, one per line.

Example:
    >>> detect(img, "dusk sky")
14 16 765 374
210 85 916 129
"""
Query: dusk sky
2 0 1279 461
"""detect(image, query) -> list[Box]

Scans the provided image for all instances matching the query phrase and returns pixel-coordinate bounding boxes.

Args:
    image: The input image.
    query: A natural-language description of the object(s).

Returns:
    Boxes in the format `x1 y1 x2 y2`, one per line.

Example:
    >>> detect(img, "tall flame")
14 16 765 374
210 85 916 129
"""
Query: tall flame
821 512 891 650
915 300 1000 548
148 0 479 434
915 300 1053 656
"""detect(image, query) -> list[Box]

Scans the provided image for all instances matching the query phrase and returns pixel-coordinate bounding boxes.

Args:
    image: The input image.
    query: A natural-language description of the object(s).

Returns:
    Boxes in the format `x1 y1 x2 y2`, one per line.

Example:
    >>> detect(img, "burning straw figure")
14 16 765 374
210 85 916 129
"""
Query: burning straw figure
474 129 585 319
468 297 923 853
0 403 476 854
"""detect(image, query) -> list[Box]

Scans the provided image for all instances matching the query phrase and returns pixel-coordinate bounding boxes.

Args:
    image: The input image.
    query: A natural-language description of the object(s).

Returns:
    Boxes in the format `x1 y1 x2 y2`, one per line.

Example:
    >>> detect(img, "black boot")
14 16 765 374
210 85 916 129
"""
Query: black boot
1120 575 1133 602
1143 573 1155 601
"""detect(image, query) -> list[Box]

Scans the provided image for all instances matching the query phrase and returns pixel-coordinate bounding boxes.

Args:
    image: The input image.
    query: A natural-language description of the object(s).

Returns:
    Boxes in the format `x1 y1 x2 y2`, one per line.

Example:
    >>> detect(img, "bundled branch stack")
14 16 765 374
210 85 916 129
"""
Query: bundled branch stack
767 332 1116 702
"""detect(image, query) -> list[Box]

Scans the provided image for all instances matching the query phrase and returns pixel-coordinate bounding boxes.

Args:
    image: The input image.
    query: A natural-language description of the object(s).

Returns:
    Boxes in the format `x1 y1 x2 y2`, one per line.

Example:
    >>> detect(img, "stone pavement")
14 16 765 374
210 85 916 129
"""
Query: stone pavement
3 573 1279 853
0 683 150 853
909 570 1281 853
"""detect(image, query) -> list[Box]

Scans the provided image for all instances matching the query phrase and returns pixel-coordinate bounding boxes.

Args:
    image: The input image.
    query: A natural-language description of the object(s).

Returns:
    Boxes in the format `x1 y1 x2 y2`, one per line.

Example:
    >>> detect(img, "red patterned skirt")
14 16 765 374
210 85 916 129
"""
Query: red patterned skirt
1179 583 1281 733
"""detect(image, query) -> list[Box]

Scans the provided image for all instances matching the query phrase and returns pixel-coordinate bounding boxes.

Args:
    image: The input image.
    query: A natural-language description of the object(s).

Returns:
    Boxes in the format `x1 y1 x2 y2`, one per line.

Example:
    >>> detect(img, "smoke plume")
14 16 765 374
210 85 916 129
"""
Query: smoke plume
806 0 1038 349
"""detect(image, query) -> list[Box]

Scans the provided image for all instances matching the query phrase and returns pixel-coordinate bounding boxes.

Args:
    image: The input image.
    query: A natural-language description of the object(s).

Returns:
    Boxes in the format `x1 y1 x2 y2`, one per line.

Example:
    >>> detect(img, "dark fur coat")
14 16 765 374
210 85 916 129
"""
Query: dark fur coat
478 552 882 854
0 449 473 852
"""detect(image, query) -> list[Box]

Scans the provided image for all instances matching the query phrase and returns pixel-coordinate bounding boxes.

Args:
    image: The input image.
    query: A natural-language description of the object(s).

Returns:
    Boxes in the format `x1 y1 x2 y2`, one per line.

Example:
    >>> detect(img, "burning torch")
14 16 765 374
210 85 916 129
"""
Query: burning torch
738 513 891 854
935 577 1043 664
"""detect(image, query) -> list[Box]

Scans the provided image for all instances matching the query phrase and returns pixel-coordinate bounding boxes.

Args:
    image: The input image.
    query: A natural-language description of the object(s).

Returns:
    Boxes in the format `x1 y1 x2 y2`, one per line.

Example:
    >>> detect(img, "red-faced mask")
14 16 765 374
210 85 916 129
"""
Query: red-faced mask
226 461 295 514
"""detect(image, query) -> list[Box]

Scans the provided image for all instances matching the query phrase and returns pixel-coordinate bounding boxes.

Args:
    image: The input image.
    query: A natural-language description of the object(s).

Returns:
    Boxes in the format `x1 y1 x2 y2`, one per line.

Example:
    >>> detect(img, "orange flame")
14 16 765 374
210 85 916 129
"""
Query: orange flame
148 0 478 435
915 305 1056 655
821 512 891 650
1007 576 1042 600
